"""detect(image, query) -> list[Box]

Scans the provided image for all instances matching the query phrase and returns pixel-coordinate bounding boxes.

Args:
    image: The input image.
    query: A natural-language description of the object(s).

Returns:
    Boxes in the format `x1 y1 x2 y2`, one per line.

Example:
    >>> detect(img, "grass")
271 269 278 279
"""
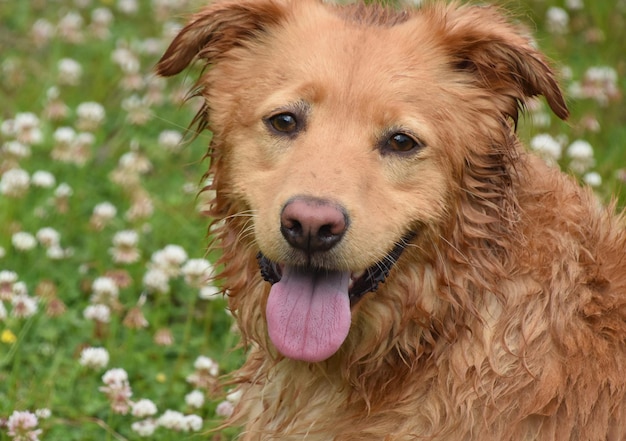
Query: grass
0 0 624 439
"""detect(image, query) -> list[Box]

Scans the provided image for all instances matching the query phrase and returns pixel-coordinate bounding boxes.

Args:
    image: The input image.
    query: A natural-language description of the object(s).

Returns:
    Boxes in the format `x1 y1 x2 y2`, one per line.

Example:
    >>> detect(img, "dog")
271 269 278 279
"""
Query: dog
157 1 626 439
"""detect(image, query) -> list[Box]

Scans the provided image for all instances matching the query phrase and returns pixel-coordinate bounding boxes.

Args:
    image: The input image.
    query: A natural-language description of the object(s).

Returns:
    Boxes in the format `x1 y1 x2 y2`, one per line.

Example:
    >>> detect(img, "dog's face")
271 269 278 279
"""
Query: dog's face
158 0 567 363
222 16 450 270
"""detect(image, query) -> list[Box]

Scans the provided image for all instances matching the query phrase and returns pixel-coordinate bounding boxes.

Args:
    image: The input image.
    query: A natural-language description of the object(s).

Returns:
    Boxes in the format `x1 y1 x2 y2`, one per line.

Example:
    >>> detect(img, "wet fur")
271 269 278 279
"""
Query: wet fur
158 1 626 439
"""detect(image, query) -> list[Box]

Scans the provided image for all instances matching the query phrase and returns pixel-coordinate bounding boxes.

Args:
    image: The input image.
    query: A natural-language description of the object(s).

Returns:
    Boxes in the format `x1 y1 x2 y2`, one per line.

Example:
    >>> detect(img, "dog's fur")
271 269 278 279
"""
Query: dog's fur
157 1 626 439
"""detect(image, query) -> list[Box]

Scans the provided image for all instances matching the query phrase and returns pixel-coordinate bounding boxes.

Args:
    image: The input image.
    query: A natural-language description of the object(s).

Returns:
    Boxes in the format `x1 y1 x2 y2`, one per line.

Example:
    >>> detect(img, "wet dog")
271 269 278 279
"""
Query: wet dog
158 1 626 439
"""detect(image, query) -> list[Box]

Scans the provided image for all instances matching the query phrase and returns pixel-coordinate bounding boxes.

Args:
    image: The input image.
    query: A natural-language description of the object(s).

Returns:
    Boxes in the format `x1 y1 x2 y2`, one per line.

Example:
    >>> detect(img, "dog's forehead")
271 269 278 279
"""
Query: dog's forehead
272 8 437 74
252 7 446 111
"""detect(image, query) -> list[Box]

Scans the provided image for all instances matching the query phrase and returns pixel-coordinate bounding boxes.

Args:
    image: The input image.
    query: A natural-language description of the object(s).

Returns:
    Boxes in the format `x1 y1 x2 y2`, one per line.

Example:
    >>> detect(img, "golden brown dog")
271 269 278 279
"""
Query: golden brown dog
158 1 626 439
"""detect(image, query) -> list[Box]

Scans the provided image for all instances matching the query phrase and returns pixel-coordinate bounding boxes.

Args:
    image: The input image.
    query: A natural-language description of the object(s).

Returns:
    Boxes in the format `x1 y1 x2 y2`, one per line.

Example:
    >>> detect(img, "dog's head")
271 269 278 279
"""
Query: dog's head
158 0 567 363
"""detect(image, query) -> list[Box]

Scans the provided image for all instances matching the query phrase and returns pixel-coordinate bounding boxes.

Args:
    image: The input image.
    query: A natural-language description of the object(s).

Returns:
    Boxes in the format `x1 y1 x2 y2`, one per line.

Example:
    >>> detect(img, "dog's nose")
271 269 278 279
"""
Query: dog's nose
280 197 348 253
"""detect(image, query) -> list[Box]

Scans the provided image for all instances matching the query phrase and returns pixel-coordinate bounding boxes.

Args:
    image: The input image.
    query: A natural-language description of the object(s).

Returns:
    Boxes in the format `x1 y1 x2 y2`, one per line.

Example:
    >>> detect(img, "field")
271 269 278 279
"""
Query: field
0 0 624 439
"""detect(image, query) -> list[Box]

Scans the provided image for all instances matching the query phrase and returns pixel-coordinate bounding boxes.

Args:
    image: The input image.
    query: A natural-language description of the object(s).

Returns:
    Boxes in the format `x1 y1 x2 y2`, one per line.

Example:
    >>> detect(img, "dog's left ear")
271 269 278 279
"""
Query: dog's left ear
436 4 569 122
156 0 288 77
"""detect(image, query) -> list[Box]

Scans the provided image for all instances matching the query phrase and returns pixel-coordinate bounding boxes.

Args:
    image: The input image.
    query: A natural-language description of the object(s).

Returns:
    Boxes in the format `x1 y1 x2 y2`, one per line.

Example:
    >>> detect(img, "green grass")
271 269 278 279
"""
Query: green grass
0 0 624 440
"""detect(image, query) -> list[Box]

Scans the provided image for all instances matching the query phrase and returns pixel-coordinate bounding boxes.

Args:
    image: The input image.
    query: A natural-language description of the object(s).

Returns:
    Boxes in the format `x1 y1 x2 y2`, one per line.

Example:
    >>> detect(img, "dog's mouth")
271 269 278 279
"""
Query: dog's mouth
257 233 414 363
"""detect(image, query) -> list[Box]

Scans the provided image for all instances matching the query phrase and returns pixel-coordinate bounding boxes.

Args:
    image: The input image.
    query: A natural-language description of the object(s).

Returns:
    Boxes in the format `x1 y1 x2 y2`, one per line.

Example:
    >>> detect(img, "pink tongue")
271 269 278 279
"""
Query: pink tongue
266 266 351 362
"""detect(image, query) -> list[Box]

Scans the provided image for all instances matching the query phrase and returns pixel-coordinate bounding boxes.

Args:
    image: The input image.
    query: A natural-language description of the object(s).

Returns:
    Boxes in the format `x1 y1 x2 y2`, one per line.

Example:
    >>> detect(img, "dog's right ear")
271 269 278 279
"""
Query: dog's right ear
156 0 288 77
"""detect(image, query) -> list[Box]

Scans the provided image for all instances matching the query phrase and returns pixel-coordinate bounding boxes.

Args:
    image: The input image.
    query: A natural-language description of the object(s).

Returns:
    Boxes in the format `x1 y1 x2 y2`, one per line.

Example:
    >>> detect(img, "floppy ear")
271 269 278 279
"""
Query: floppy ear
156 0 287 77
436 4 569 123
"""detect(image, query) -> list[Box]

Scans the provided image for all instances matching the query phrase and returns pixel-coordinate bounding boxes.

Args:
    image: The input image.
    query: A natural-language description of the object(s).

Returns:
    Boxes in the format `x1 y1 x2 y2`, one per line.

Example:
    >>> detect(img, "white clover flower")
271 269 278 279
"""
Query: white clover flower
44 86 69 121
568 139 595 158
142 268 170 294
92 7 114 26
567 139 595 174
53 126 76 145
11 294 38 318
100 368 133 415
76 131 95 147
157 410 187 431
131 419 158 437
118 0 139 14
140 38 163 56
92 277 119 296
125 191 154 221
14 112 39 130
12 281 28 296
530 111 551 128
185 390 205 409
57 11 84 44
31 18 55 46
36 227 61 248
91 276 119 304
193 355 219 376
158 129 183 152
91 202 117 229
158 410 201 432
215 400 234 418
583 172 602 187
113 230 139 247
0 118 15 138
565 0 584 10
31 170 56 188
77 101 106 131
2 140 31 160
132 399 158 418
110 230 141 264
581 66 620 106
34 408 51 420
93 201 117 219
79 347 110 369
118 150 152 174
530 134 562 164
0 270 18 285
184 414 203 432
150 244 188 276
57 58 83 86
585 66 618 84
0 168 30 197
7 410 42 441
121 95 151 125
102 367 129 386
111 47 138 70
14 112 43 145
181 259 214 288
199 284 221 300
545 6 569 34
163 244 188 263
84 304 111 323
54 183 73 198
12 231 37 251
47 245 69 260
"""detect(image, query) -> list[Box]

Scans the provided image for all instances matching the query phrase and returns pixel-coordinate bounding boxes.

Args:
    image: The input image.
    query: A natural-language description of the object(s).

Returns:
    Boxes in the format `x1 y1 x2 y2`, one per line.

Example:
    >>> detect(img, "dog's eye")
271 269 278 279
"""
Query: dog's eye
268 113 298 134
384 133 423 154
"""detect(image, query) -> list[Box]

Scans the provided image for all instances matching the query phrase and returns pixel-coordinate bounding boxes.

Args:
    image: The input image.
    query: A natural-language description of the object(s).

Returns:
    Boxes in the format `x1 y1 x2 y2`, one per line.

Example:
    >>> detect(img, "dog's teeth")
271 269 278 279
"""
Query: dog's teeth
348 279 354 289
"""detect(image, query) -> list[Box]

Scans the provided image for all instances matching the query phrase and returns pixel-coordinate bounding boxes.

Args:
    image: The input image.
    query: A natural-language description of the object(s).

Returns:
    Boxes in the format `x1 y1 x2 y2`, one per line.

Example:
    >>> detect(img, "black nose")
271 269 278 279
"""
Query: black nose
280 197 348 253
